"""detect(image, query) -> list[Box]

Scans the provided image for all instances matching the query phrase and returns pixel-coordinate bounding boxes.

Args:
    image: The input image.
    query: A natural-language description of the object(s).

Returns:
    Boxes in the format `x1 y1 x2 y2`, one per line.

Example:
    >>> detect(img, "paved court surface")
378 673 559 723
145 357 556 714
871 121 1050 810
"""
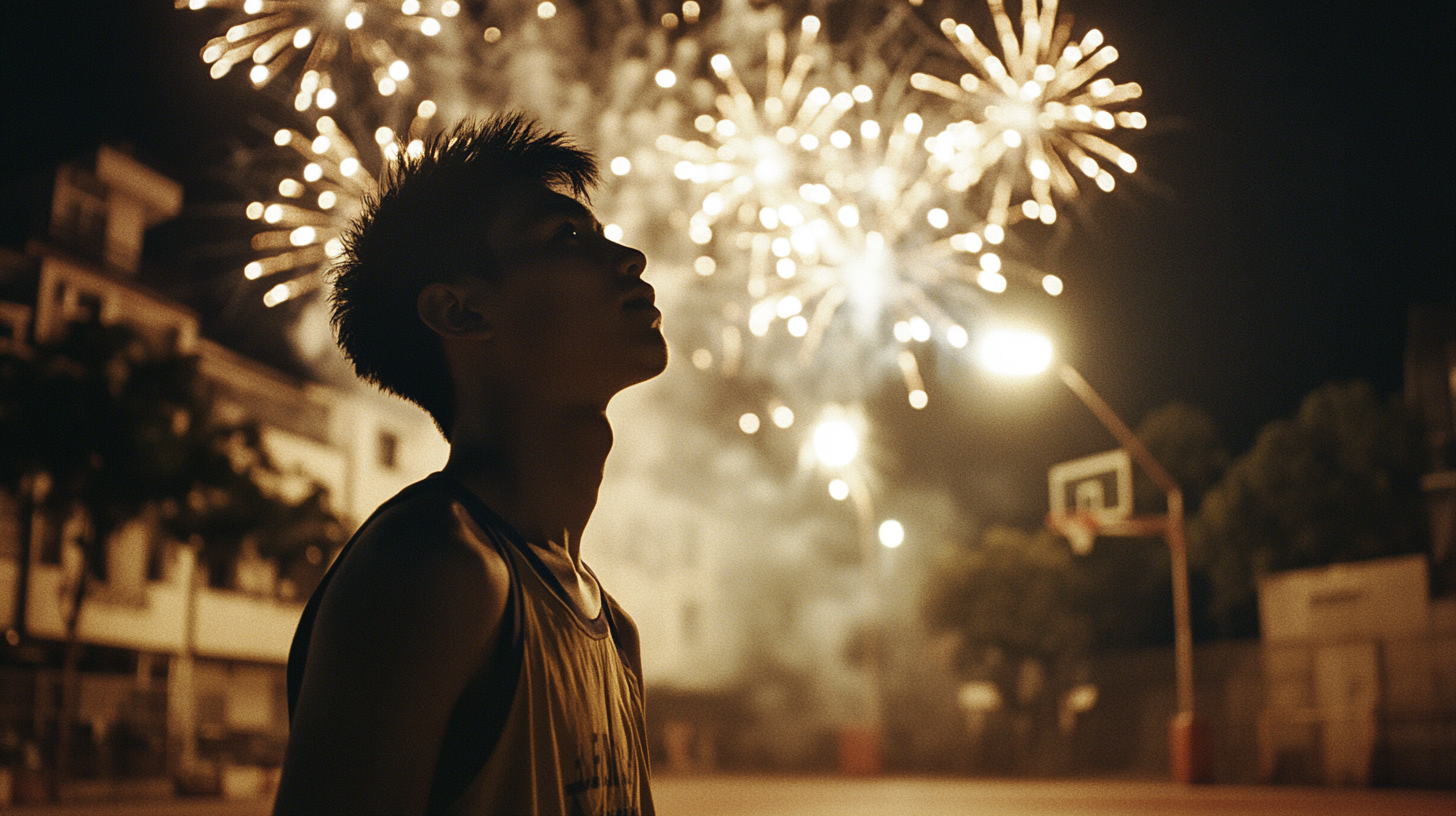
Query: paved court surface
11 776 1456 815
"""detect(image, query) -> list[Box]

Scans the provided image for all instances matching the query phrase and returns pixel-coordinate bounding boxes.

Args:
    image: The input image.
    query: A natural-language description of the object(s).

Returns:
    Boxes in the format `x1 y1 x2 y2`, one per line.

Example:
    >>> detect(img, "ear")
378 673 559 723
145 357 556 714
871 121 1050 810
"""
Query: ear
418 281 494 339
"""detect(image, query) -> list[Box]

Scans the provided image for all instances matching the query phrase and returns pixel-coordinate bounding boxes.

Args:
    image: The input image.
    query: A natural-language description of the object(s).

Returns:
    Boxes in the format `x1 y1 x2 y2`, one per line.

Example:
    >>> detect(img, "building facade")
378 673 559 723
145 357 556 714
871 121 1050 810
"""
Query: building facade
0 147 446 797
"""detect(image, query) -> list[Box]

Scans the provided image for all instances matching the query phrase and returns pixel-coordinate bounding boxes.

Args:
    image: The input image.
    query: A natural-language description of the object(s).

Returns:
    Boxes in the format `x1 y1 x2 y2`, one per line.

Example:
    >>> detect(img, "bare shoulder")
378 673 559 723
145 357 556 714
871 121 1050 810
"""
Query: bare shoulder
276 485 512 815
327 487 511 625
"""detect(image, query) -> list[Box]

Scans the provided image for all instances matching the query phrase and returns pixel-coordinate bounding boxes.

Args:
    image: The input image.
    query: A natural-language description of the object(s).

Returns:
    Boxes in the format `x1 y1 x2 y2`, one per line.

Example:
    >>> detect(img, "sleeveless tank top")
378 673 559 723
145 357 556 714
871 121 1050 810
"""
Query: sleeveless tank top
287 474 655 816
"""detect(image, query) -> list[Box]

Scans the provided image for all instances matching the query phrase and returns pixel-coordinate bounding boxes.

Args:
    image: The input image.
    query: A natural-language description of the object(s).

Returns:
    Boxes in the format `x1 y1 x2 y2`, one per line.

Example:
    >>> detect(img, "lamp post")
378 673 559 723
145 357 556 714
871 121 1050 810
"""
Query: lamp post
979 330 1210 784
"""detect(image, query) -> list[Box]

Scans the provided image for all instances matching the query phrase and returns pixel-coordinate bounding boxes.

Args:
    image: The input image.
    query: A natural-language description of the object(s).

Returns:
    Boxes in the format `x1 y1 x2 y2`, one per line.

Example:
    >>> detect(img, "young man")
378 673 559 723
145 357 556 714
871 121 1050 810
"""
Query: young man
275 114 665 815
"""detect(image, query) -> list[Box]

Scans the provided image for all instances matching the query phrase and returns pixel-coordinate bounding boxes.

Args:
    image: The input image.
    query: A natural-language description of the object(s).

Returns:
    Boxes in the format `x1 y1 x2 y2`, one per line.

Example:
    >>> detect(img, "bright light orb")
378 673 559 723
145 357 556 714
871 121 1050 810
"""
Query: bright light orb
739 413 761 434
979 329 1053 376
813 420 858 468
879 519 905 548
828 479 850 501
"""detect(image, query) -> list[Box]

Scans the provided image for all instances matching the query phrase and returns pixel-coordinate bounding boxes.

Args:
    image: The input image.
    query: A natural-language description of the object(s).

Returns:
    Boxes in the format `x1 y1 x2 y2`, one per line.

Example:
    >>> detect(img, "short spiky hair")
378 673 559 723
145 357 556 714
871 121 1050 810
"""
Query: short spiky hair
330 113 599 436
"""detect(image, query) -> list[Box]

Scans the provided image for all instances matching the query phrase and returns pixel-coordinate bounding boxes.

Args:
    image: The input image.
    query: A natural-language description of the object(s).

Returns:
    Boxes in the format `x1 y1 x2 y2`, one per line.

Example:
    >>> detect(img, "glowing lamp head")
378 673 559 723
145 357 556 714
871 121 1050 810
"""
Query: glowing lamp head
813 420 858 468
979 329 1053 376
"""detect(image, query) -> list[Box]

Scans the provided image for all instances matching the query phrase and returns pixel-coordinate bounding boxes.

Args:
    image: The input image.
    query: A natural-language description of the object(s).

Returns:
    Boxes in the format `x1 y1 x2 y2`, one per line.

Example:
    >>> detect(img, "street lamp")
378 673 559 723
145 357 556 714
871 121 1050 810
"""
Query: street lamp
979 329 1211 784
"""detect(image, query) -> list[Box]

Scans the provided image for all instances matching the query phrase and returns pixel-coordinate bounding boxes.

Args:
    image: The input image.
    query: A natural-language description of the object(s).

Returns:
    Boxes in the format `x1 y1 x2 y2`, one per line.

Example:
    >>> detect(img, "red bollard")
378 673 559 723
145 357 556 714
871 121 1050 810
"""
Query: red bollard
1169 711 1213 783
837 726 882 776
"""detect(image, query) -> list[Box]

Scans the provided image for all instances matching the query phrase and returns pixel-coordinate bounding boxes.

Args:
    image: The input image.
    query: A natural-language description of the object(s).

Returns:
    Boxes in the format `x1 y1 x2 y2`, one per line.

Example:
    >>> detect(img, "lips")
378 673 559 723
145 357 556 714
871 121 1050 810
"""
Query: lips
621 282 656 311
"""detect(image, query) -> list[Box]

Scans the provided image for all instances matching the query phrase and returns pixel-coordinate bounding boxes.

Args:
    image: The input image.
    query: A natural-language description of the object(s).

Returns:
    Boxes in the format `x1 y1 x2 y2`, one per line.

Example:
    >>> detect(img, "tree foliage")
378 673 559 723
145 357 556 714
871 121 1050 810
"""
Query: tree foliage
1190 380 1426 636
923 524 1092 698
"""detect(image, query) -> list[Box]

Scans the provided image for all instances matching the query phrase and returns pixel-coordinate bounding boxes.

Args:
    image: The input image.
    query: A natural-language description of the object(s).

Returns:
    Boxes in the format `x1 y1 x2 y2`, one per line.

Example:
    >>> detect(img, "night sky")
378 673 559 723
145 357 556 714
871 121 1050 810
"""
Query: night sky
2 0 1452 522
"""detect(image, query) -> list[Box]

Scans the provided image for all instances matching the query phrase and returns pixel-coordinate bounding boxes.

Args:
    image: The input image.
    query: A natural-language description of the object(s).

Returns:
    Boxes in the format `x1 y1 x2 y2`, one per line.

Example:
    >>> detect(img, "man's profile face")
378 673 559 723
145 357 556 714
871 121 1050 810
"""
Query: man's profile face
480 185 667 402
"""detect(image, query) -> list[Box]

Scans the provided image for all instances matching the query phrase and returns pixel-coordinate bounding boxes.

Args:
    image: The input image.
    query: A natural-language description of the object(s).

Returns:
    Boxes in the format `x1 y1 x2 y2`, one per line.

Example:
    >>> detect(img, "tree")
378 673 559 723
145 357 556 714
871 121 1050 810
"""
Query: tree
1189 381 1427 637
0 318 346 784
922 525 1092 769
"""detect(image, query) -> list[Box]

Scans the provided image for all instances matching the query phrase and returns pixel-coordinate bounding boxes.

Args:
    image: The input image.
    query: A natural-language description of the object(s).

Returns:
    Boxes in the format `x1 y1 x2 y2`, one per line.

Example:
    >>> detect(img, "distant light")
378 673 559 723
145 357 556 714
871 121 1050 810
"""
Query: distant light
311 135 330 154
249 65 269 85
976 271 1008 293
290 226 317 246
603 224 623 242
739 413 761 434
947 325 968 348
401 0 420 15
388 60 410 81
345 10 364 29
339 157 360 177
828 479 850 501
375 126 395 145
927 208 949 229
420 18 441 36
317 191 336 209
483 27 501 42
691 348 713 370
661 12 678 28
682 1 700 23
245 201 264 220
610 156 632 176
655 69 677 88
274 129 291 146
537 2 556 19
316 88 336 109
813 421 858 467
861 120 881 139
244 261 263 279
980 329 1053 376
772 406 794 428
442 1 460 17
908 389 928 410
852 84 873 102
1042 275 1064 296
263 283 292 308
879 520 905 548
303 162 322 182
694 256 716 276
984 224 1005 244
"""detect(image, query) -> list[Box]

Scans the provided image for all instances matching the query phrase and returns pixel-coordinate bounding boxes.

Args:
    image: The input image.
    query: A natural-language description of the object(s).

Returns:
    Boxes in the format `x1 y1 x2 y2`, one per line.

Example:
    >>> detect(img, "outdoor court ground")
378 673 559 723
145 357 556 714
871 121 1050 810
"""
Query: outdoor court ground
10 776 1456 815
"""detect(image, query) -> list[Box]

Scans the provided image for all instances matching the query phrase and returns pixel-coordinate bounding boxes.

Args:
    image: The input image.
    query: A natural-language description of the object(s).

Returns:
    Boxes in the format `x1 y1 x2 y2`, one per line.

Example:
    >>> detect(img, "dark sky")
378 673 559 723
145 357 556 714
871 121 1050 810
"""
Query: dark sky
1 0 1452 519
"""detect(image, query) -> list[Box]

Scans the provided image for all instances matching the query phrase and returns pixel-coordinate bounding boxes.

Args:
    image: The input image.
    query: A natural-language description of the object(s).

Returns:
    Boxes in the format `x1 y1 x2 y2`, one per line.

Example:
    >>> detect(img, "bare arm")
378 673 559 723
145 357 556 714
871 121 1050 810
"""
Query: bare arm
274 501 511 815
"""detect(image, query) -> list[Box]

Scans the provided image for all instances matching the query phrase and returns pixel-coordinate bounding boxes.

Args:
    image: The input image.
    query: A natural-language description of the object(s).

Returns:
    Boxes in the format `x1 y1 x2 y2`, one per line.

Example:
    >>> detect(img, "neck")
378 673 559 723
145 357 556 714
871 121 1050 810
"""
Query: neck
443 401 612 562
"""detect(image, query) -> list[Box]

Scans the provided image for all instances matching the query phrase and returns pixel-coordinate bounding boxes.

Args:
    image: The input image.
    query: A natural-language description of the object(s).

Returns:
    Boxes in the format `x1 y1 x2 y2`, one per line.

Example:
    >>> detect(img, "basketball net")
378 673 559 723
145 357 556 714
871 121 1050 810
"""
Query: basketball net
1048 510 1100 555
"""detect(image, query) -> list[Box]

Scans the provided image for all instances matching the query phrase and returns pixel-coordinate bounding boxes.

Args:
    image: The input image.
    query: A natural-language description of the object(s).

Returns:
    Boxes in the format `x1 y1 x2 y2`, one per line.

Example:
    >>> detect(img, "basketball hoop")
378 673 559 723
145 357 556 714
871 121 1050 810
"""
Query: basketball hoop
1048 510 1100 555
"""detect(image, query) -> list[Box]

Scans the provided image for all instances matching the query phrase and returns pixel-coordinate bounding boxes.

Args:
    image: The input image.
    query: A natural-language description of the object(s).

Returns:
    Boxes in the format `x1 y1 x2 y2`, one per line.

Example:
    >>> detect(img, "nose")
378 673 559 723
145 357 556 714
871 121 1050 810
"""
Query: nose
615 242 647 278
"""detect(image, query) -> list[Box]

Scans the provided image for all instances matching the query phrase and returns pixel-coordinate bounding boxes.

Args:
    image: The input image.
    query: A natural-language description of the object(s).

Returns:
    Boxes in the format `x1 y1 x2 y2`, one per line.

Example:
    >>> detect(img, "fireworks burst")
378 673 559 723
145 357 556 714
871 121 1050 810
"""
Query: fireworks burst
659 14 1057 412
181 0 461 112
241 102 440 306
911 0 1145 227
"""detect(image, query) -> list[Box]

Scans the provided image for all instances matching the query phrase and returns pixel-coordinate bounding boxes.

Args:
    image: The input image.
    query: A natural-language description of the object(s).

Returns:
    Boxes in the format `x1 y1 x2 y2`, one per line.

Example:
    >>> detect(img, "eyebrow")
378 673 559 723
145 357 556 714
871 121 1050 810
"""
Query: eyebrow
527 195 601 231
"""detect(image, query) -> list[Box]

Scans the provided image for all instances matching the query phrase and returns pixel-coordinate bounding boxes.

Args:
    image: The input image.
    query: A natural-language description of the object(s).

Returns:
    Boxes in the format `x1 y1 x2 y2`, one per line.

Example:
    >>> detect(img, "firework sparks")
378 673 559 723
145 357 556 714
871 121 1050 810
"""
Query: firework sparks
181 0 460 111
911 0 1145 227
242 101 439 306
660 15 1054 411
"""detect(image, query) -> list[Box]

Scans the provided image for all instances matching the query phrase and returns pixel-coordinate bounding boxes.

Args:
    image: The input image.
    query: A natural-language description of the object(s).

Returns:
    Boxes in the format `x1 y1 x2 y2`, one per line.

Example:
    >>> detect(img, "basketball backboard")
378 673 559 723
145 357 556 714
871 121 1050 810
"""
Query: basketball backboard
1048 448 1133 525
